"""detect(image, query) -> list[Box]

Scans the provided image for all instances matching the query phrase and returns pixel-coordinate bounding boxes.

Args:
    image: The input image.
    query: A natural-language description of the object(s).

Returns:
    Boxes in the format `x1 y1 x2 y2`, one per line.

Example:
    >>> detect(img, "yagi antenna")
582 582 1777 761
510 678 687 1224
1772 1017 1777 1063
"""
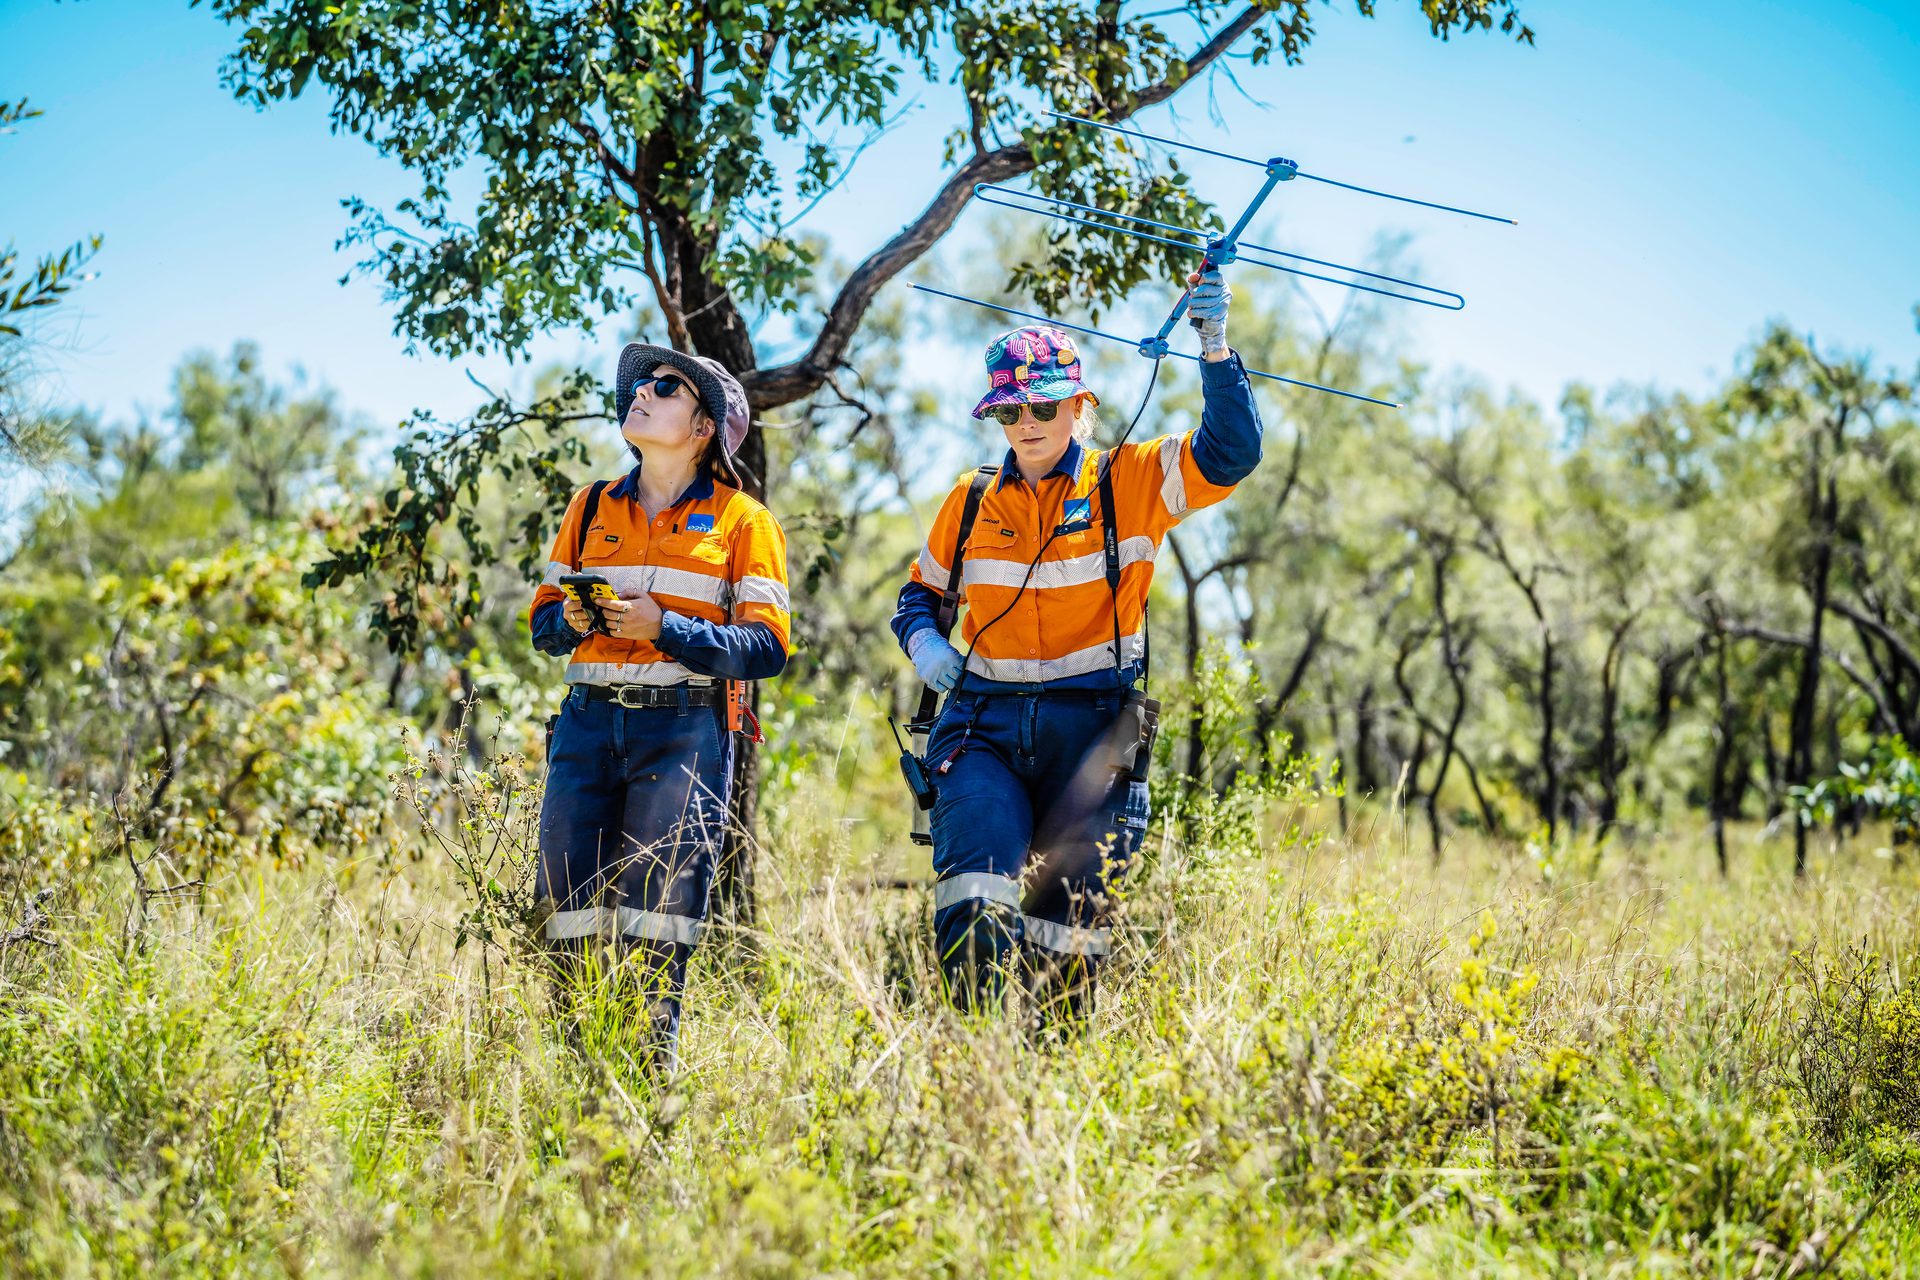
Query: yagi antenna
1046 110 1518 226
914 111 1515 410
972 184 1466 312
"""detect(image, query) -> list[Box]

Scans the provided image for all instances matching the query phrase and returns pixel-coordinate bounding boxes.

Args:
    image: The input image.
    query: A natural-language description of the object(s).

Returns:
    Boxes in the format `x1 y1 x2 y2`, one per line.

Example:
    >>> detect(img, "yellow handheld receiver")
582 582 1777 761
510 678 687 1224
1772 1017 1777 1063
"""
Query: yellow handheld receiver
558 573 618 634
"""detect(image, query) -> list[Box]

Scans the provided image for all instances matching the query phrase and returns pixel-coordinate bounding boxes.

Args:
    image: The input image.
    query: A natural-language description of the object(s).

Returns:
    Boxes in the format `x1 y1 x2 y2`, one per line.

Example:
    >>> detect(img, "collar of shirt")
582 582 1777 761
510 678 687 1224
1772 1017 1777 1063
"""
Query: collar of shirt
995 436 1085 492
608 460 716 507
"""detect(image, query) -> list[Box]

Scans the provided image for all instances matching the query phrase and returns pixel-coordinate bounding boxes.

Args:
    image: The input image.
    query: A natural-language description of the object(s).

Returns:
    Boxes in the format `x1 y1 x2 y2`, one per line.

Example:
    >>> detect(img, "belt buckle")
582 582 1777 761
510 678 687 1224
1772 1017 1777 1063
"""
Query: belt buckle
614 685 651 709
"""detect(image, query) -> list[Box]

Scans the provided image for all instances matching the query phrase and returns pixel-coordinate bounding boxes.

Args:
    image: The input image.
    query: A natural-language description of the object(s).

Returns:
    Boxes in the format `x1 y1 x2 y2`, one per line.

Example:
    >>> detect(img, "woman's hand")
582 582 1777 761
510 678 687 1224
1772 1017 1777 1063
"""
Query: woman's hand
562 598 597 633
1187 268 1232 361
601 592 665 642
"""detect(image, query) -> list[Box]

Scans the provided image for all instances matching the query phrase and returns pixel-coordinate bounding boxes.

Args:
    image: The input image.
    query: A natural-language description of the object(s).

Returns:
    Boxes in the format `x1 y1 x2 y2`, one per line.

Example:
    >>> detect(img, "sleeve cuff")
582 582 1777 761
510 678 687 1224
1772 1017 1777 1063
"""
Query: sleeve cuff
900 618 937 653
655 610 694 658
906 626 942 662
1200 349 1248 386
531 599 588 653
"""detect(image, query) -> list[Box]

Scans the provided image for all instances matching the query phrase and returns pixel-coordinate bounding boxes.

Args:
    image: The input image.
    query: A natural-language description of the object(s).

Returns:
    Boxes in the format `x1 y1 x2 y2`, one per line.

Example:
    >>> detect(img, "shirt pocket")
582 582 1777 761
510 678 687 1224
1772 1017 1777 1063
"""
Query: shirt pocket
1055 526 1103 563
663 530 730 567
657 532 733 612
960 525 1019 589
577 525 628 567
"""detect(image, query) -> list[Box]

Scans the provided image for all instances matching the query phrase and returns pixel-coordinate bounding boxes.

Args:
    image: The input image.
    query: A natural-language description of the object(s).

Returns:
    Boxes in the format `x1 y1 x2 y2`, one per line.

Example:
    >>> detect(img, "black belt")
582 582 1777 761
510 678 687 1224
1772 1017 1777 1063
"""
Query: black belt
582 683 722 709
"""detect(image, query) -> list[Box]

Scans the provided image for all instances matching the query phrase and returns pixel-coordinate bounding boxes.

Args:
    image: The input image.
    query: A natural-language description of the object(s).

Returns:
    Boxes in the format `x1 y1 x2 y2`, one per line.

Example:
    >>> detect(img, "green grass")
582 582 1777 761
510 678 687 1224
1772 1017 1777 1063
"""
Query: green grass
3 759 1919 1277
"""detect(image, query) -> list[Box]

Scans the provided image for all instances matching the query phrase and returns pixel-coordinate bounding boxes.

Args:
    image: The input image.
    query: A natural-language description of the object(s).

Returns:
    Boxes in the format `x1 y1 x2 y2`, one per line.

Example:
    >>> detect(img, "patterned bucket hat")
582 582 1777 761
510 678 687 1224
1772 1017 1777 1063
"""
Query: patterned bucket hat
970 325 1100 420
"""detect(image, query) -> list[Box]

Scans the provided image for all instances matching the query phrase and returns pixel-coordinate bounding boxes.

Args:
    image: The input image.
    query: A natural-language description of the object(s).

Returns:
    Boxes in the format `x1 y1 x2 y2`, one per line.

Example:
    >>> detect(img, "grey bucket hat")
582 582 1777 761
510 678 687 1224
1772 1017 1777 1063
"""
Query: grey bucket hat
616 342 751 483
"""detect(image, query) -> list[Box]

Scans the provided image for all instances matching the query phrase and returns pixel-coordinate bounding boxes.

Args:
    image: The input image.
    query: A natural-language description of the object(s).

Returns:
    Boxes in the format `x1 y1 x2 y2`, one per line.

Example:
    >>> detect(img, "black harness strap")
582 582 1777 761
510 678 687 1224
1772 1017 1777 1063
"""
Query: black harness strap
913 466 998 724
1094 454 1141 688
573 479 612 569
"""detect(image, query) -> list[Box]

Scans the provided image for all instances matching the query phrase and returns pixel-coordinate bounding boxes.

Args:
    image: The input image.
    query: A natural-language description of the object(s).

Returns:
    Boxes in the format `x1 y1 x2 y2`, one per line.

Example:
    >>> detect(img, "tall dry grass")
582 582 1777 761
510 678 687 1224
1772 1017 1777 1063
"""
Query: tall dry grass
2 739 1918 1277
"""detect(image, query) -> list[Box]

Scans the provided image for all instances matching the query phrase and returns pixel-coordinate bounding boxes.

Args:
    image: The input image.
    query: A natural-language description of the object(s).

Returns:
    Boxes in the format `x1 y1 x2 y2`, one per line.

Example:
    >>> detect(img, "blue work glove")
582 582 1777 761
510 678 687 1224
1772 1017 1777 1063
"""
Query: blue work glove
907 628 964 693
1186 268 1232 357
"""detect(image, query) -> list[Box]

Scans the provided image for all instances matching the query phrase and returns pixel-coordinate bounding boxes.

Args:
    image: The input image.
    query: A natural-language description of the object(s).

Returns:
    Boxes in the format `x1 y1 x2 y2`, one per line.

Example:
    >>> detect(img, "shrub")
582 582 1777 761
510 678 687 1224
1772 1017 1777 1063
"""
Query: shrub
1789 945 1920 1161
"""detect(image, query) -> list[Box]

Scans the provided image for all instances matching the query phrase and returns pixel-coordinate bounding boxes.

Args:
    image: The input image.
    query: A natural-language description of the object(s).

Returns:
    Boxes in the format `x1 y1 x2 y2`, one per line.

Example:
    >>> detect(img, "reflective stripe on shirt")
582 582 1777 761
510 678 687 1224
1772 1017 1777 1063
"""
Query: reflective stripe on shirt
565 660 704 687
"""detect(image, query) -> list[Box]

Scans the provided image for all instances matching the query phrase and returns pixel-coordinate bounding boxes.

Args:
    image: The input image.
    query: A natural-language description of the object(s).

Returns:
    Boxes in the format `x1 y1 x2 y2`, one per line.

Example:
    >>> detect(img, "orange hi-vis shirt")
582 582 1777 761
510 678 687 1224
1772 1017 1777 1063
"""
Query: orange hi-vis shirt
900 353 1264 687
529 466 791 687
910 433 1236 685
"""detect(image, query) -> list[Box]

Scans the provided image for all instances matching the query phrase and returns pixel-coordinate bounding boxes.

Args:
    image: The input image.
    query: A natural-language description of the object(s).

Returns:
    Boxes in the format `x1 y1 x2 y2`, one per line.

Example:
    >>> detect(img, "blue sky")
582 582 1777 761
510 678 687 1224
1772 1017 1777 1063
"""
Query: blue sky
3 0 1917 452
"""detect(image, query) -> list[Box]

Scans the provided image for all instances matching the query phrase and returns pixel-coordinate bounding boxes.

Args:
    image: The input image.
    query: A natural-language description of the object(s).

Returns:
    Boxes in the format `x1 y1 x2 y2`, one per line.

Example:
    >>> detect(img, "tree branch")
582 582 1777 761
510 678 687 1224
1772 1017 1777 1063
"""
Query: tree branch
1716 619 1899 735
571 117 640 205
635 209 694 351
740 4 1272 410
1828 596 1920 687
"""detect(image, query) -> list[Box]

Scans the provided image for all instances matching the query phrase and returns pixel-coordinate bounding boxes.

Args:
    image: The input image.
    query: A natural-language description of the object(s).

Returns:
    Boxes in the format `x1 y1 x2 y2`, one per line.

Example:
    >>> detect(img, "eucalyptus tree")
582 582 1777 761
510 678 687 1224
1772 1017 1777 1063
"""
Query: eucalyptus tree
1409 387 1578 840
1715 326 1918 875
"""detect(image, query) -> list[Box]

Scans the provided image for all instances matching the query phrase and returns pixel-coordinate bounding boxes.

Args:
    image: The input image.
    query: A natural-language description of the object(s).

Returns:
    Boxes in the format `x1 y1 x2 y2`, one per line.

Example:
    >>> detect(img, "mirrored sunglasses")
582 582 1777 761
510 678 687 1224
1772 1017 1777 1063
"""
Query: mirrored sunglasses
988 400 1064 428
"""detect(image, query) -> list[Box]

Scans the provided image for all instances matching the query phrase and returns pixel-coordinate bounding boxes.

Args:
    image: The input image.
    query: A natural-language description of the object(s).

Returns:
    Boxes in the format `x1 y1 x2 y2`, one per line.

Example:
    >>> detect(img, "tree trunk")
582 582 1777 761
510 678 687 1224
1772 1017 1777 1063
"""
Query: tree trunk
1251 616 1326 766
1166 536 1206 786
1539 630 1560 843
1762 715 1786 822
1424 551 1470 862
1729 745 1755 820
1789 420 1842 878
628 184 771 929
1389 633 1436 857
1459 749 1500 837
1325 686 1348 835
715 683 760 928
1710 625 1734 878
1353 682 1378 800
1595 618 1635 843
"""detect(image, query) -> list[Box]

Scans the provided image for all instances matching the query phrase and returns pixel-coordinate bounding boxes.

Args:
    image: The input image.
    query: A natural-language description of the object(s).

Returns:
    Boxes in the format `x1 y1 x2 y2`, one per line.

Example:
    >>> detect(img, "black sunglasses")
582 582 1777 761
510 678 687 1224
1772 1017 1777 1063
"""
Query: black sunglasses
988 400 1064 428
632 374 693 403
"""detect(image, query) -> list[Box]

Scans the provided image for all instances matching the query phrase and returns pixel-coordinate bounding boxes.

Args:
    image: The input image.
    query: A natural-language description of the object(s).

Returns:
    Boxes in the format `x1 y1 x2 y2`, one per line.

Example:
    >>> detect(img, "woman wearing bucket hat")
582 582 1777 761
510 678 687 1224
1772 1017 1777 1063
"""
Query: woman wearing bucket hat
526 342 791 1071
890 269 1260 1028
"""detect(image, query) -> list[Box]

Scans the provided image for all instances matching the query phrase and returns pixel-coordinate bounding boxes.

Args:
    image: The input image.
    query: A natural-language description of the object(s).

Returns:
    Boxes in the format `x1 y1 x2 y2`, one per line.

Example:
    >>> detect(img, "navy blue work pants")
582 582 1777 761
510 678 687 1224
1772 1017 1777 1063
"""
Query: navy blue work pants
926 687 1150 1012
537 685 732 1056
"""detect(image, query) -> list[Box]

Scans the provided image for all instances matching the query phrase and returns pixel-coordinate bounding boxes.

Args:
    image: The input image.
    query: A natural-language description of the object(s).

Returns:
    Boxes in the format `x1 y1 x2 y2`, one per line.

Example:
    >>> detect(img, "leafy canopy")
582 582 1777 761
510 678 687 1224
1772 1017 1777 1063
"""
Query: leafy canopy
204 0 1532 662
205 0 1532 406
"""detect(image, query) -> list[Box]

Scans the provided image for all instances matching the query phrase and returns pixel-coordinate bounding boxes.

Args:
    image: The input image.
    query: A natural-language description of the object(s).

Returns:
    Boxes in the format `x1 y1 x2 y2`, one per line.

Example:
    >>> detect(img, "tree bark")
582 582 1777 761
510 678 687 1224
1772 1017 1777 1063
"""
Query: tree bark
1762 715 1785 821
1710 623 1734 878
1324 684 1349 835
1353 682 1378 799
1538 627 1559 842
1789 411 1844 878
1389 628 1437 858
1424 548 1471 861
1166 534 1208 787
1594 615 1637 844
1251 613 1327 765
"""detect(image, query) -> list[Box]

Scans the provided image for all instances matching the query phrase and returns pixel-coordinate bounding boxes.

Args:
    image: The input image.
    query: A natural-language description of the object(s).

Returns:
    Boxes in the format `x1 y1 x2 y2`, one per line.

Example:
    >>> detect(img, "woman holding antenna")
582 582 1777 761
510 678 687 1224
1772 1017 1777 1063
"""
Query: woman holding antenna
891 269 1260 1028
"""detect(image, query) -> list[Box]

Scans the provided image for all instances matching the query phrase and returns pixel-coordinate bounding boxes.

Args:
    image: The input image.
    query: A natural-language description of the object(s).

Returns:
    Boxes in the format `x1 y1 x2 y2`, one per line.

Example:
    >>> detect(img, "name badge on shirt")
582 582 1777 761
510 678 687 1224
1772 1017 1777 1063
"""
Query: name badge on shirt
686 513 716 533
1057 496 1093 534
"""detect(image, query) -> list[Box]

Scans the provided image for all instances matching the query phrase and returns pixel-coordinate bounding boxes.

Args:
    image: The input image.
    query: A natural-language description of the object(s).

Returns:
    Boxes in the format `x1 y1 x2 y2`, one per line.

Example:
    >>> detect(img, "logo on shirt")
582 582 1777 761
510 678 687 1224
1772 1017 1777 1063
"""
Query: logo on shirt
1062 497 1092 526
686 513 716 533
